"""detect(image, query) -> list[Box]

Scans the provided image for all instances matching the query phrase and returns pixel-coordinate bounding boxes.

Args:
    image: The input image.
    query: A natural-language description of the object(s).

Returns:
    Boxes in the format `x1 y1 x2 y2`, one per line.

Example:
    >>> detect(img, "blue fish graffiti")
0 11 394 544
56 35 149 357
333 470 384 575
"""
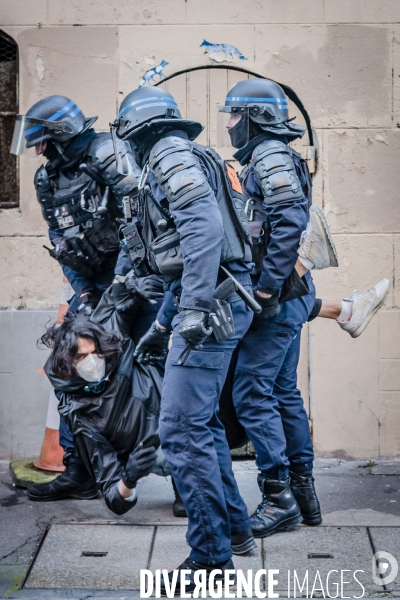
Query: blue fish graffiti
138 60 169 88
200 40 248 63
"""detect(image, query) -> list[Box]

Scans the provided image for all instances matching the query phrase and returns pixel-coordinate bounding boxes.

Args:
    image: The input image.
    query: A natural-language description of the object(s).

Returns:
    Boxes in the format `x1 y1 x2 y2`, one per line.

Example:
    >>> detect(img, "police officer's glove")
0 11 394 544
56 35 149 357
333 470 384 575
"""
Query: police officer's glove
121 442 158 489
77 292 100 316
133 321 170 364
125 271 164 303
254 291 281 320
178 309 213 350
112 280 139 315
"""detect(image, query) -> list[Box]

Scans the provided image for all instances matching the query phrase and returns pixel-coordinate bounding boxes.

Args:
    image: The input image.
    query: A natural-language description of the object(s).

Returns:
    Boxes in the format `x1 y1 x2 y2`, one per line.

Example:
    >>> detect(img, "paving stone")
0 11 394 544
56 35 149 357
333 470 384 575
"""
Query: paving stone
369 527 400 591
261 526 380 595
149 524 263 573
148 525 190 573
25 524 154 590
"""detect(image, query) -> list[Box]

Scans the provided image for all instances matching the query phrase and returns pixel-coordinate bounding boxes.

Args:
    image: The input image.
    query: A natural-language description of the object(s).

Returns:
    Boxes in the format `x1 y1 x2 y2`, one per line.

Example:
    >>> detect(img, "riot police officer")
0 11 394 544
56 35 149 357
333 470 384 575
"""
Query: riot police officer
220 78 325 536
11 95 141 312
113 86 256 592
10 96 163 503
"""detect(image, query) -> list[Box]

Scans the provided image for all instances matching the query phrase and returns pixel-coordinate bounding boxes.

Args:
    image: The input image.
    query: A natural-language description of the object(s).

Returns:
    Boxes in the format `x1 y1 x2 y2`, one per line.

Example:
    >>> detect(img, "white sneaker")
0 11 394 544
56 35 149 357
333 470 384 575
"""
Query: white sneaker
297 205 339 270
338 278 391 338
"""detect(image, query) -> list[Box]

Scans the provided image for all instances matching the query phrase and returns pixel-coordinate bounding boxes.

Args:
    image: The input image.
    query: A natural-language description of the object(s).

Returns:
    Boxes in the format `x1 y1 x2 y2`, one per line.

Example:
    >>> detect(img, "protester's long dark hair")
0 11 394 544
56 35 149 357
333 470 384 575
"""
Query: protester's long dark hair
39 313 123 379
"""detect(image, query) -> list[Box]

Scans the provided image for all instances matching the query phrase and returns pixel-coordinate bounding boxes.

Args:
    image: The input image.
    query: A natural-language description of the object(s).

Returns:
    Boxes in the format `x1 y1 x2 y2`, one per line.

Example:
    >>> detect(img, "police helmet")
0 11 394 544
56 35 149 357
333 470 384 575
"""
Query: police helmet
10 95 97 155
220 78 289 125
220 78 306 144
114 87 203 143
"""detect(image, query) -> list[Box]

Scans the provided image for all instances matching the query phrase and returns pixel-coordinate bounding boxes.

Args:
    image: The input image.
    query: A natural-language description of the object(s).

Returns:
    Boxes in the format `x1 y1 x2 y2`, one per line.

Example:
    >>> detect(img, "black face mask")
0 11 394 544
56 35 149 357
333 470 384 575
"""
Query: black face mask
228 112 250 149
43 140 60 162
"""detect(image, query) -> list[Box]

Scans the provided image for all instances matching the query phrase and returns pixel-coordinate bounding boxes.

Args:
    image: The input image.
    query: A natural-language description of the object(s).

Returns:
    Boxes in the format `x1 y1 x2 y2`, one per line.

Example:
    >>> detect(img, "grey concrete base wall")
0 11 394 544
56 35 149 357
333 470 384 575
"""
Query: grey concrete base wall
0 310 57 460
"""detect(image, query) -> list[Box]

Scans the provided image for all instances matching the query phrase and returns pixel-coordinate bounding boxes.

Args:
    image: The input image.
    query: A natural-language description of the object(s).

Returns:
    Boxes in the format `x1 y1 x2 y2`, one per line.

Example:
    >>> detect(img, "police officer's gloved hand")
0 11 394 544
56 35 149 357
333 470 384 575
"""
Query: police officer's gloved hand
77 292 100 316
125 271 164 303
112 279 139 315
133 321 170 364
121 442 158 489
178 309 213 350
254 290 281 320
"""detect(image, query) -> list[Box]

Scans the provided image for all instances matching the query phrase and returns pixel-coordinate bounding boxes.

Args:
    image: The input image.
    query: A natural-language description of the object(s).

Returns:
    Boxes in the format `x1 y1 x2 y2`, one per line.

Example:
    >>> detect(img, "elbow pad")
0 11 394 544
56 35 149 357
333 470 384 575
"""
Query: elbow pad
88 133 141 201
251 139 304 205
149 136 211 210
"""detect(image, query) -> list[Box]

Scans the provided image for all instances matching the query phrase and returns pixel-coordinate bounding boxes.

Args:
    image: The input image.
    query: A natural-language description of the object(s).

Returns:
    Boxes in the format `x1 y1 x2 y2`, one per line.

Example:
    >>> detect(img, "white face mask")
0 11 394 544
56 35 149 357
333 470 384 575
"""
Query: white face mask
76 353 106 383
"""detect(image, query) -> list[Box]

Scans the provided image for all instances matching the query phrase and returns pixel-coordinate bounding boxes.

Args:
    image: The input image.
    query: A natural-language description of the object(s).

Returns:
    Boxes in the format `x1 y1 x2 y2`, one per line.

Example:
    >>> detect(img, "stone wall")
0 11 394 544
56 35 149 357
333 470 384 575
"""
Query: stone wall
0 0 399 458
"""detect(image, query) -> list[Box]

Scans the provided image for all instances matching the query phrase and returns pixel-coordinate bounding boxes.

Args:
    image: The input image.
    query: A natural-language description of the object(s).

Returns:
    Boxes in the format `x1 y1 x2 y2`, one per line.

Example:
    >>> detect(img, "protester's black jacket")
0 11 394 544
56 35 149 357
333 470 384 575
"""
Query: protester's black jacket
45 284 167 515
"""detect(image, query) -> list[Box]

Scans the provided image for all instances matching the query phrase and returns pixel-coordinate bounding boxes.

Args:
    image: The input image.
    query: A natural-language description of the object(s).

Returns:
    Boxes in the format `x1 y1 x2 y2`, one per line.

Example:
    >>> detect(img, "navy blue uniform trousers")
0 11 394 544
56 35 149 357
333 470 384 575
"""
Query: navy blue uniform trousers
232 273 316 479
159 298 253 565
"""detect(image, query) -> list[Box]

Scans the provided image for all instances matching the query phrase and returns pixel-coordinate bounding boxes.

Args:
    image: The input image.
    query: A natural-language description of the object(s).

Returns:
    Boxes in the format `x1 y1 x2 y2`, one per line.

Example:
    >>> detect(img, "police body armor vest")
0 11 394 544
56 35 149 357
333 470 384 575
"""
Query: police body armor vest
124 139 252 281
35 163 120 277
35 167 101 230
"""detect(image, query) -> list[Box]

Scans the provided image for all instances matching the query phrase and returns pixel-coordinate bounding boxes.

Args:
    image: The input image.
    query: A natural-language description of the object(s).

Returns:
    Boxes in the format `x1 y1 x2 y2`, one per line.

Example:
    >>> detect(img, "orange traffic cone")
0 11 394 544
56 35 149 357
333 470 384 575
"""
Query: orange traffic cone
34 276 74 472
34 389 65 472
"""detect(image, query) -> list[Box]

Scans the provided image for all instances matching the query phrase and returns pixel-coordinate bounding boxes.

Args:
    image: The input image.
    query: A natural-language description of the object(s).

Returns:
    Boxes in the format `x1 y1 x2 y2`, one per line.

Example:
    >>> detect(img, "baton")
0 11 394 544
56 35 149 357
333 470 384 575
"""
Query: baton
219 266 262 314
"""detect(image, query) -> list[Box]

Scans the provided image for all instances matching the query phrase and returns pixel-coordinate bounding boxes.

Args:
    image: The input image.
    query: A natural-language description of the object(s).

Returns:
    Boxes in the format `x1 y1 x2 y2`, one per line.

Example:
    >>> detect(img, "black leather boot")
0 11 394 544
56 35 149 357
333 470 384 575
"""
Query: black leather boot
27 454 101 501
231 528 257 555
250 475 302 538
290 470 322 526
161 557 235 596
171 476 187 518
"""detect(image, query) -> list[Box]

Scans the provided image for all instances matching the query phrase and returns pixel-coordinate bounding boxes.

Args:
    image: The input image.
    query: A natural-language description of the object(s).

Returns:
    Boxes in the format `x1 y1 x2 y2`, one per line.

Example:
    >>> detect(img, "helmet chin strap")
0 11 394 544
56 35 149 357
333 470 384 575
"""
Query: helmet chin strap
53 140 70 163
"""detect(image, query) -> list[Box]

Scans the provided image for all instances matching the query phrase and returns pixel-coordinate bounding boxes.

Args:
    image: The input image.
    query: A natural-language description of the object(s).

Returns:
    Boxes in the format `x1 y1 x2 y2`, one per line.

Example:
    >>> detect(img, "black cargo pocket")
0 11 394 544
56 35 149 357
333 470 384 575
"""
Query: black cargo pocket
163 347 225 417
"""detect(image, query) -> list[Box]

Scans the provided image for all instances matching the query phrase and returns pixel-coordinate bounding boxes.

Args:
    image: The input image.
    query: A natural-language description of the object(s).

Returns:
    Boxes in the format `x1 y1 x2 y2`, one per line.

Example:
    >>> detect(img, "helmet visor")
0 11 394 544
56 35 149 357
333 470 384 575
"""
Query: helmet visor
10 115 46 155
110 120 138 176
10 115 73 155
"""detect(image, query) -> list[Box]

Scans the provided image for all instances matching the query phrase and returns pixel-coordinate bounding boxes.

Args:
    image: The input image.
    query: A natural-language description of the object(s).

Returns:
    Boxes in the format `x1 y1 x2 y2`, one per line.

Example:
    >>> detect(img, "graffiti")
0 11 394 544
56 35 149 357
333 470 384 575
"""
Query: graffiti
200 40 248 63
138 60 169 88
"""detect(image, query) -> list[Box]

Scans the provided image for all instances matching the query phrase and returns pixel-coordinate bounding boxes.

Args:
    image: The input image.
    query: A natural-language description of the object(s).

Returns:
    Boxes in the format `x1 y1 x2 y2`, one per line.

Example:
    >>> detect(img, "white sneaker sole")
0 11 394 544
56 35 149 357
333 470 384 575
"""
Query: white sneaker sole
351 279 391 338
310 205 339 268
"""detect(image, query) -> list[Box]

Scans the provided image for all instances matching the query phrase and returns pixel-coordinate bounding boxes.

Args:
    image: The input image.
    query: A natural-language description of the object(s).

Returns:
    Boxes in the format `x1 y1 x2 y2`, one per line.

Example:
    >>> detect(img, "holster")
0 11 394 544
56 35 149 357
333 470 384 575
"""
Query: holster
209 279 237 342
83 217 119 256
120 221 153 278
248 220 271 276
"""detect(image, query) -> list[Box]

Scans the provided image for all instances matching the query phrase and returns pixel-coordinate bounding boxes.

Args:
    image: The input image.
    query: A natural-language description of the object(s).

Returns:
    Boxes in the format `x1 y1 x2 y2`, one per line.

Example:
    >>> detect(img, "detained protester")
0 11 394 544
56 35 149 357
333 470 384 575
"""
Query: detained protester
220 78 390 537
36 278 168 515
10 96 167 505
113 85 258 593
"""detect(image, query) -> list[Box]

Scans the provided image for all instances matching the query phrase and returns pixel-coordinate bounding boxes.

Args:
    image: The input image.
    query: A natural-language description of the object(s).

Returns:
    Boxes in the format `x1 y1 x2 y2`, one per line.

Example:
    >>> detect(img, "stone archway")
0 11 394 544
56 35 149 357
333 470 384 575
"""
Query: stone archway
157 65 316 173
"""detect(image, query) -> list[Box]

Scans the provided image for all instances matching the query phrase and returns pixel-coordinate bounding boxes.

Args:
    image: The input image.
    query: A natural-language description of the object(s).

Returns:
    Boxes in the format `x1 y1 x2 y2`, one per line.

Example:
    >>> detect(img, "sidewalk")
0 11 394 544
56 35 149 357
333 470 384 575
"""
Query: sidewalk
1 458 400 598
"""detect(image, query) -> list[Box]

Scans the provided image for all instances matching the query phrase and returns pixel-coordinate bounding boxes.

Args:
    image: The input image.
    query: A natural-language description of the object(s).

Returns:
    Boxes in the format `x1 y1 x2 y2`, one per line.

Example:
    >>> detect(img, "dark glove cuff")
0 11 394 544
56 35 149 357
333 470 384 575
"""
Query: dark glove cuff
255 291 279 307
254 291 281 319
